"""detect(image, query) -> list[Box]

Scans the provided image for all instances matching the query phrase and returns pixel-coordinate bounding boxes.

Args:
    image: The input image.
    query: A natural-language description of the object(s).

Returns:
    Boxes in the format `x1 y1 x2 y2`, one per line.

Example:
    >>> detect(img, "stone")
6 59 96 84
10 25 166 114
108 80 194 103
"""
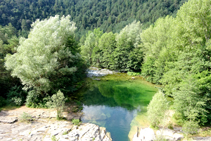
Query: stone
193 137 211 141
133 127 155 141
0 117 18 124
87 68 116 77
156 129 184 141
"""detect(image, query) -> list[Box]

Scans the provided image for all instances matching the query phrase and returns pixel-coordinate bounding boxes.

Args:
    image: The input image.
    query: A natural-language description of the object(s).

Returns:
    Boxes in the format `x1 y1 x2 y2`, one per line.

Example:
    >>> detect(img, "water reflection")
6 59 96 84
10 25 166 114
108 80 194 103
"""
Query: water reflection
80 80 157 141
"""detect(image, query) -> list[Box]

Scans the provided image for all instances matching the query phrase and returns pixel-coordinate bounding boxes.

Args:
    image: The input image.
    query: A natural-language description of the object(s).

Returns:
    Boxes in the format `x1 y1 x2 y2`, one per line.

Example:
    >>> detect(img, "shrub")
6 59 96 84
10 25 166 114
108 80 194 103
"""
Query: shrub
72 119 81 126
46 90 67 120
127 72 141 76
25 90 39 108
19 112 33 122
51 135 59 141
182 121 199 135
0 96 7 107
7 85 27 106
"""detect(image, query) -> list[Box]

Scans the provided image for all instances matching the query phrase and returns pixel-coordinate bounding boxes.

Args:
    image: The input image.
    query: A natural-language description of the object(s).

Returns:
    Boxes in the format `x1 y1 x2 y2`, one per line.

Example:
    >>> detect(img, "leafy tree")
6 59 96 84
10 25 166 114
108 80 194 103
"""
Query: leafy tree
5 15 85 97
0 0 187 38
98 32 116 69
81 28 103 65
113 21 142 71
147 90 169 127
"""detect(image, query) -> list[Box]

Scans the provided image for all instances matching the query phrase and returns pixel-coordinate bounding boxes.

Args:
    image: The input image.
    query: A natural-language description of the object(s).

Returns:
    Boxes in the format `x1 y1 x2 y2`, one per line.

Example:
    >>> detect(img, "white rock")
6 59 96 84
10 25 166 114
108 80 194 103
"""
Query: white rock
133 128 155 141
156 129 184 141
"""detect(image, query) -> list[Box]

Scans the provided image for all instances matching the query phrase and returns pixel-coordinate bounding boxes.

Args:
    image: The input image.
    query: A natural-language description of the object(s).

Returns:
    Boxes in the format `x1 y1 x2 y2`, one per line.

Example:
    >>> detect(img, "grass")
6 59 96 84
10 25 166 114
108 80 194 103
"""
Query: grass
72 119 81 126
62 131 68 135
51 135 59 141
19 112 33 123
0 104 20 111
194 127 211 137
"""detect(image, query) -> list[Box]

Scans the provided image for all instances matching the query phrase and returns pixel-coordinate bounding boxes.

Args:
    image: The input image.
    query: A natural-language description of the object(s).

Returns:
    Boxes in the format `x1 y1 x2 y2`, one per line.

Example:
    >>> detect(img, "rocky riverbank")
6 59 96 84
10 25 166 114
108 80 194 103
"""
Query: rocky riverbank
0 107 112 141
132 127 211 141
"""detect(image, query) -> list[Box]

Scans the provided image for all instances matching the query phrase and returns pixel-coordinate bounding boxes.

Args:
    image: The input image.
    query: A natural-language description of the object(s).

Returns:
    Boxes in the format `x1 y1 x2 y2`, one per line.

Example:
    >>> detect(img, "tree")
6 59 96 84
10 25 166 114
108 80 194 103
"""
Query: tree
147 90 169 127
98 32 116 69
80 28 103 65
5 15 82 96
114 21 142 71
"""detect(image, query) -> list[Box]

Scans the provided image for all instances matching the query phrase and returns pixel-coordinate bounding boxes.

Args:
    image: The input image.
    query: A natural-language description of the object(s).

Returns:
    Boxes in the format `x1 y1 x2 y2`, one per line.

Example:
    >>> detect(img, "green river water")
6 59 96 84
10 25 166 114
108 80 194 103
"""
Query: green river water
78 73 157 141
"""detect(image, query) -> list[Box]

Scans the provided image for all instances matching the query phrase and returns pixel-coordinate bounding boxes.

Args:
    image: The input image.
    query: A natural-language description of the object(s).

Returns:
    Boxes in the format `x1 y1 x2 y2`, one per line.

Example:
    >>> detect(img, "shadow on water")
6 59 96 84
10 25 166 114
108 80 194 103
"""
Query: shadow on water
76 74 157 141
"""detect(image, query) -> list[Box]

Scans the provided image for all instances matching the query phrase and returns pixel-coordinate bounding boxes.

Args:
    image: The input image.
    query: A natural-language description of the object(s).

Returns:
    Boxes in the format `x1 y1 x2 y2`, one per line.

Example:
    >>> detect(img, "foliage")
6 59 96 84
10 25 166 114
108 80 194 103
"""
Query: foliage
25 90 49 108
142 0 211 127
46 90 67 119
0 0 187 38
127 72 141 76
72 119 81 126
0 24 20 102
7 85 27 106
0 96 7 107
5 15 86 97
182 121 199 135
62 131 68 135
147 91 169 128
81 21 143 72
154 136 168 141
51 135 59 141
19 112 33 122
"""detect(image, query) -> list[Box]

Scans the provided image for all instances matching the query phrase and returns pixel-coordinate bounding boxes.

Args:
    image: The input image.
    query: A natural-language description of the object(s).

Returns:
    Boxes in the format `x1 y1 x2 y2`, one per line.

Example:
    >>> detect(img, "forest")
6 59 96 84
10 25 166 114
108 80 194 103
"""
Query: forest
0 0 187 38
0 0 211 136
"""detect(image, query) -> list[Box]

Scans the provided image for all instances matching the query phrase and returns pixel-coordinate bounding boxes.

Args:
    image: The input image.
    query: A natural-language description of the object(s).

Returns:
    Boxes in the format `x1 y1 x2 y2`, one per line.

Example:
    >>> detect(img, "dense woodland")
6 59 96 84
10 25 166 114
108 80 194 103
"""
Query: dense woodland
80 0 211 132
0 0 210 135
0 0 187 38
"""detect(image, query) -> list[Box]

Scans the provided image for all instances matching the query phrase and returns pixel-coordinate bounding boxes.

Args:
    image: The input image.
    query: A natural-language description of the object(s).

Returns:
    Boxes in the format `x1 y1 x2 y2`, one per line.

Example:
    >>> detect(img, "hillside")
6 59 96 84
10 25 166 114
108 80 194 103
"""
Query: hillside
0 0 187 37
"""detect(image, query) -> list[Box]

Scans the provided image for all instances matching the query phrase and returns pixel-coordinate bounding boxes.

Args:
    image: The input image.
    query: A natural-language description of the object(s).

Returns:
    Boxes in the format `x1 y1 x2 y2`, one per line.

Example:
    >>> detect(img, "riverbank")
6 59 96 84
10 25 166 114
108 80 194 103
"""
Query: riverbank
0 106 112 141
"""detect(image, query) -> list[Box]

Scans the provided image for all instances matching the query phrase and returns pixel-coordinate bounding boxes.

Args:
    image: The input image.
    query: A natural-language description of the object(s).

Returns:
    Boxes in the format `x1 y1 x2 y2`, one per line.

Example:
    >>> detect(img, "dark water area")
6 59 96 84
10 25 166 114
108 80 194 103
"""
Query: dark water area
79 73 157 141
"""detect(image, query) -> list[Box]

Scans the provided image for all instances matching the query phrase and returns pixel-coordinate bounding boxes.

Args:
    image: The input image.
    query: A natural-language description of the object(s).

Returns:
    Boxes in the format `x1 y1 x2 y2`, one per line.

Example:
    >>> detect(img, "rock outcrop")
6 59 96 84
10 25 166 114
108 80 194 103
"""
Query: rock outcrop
0 107 112 141
0 120 112 141
133 128 155 141
133 127 184 141
87 67 116 77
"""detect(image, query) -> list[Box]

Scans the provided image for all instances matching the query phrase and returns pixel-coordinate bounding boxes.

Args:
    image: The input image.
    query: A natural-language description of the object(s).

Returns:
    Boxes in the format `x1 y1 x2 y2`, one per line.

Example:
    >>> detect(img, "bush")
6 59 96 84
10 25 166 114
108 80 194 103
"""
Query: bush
72 119 81 126
25 90 39 108
46 90 67 120
127 72 141 76
19 112 33 122
182 121 199 135
7 85 27 106
0 96 7 107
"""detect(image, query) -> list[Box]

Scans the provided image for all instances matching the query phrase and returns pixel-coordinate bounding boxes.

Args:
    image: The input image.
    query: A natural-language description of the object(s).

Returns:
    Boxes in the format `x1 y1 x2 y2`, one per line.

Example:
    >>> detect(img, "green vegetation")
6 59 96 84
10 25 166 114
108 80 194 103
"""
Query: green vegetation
0 0 210 138
147 91 169 128
81 21 143 72
19 112 33 122
51 135 59 141
3 15 87 108
46 90 67 119
0 0 187 38
142 0 211 130
72 119 81 126
80 0 211 135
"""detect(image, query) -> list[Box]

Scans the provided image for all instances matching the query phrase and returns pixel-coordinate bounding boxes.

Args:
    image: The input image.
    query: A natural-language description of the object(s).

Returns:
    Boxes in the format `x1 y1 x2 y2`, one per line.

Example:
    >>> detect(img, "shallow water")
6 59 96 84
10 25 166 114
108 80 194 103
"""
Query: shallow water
79 73 157 141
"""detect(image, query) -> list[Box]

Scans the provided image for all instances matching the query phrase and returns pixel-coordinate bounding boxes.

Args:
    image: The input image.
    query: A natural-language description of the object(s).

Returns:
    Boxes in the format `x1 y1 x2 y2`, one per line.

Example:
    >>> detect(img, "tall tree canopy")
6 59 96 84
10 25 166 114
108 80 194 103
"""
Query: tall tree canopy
5 15 86 97
0 0 187 38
